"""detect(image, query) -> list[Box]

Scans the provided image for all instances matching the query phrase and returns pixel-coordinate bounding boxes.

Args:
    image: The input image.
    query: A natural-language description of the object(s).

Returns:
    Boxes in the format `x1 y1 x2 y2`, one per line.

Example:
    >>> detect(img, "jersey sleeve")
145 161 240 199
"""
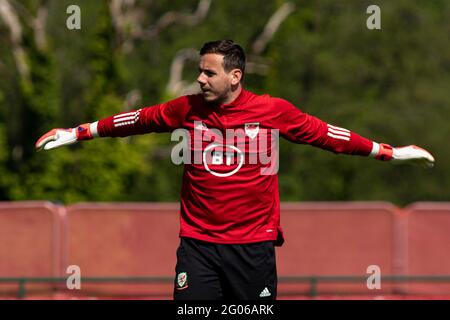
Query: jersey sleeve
271 97 373 156
97 95 188 137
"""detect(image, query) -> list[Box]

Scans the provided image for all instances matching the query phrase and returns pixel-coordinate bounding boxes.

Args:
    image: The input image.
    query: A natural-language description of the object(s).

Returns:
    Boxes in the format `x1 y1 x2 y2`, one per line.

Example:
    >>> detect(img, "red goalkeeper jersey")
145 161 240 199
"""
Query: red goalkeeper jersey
97 89 373 245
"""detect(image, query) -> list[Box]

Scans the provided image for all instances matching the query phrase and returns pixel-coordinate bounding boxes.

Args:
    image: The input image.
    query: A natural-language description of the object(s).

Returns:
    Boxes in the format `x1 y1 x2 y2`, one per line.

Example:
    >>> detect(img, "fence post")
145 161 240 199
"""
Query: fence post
309 277 318 298
18 279 26 299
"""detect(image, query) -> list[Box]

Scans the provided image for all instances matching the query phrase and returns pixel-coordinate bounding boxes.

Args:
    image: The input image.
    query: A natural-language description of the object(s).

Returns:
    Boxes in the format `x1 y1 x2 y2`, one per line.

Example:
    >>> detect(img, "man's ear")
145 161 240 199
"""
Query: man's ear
230 69 243 85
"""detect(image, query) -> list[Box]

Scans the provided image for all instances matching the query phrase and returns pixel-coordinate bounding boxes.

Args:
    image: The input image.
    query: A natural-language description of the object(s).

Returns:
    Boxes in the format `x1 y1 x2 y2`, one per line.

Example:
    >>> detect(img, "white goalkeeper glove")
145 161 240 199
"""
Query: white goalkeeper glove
372 143 435 168
35 123 97 151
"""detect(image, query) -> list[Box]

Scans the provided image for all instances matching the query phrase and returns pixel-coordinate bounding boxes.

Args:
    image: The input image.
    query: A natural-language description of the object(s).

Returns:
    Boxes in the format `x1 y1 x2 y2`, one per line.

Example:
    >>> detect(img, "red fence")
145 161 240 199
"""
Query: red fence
405 203 450 294
0 202 64 296
277 202 401 296
0 201 449 299
64 203 178 297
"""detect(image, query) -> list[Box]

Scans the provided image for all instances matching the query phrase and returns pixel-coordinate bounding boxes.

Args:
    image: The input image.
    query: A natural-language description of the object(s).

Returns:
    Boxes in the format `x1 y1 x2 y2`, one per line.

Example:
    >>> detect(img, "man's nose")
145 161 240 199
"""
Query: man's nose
197 73 207 85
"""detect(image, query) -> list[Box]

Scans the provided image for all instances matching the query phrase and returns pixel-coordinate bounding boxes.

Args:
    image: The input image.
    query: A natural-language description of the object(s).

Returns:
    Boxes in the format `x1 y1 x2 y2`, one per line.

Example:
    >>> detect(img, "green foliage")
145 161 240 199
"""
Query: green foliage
269 0 450 205
0 0 449 204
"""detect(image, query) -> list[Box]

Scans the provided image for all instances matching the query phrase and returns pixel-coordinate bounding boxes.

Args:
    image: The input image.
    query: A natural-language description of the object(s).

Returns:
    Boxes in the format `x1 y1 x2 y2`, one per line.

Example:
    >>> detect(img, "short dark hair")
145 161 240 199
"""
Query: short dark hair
200 40 246 74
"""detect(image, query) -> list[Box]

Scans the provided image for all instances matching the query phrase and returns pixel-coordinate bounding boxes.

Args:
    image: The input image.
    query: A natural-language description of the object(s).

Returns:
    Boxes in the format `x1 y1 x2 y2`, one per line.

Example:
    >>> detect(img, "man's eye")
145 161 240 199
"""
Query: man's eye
198 69 215 77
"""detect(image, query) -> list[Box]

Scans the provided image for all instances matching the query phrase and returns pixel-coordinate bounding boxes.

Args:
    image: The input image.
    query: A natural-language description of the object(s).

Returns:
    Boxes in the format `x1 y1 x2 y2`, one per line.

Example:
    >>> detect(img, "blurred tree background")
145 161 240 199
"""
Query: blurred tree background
0 0 448 205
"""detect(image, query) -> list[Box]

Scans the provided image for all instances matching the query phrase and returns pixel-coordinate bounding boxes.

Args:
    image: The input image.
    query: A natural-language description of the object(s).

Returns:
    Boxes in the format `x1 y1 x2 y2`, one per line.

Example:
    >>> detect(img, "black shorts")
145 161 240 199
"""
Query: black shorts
173 237 277 300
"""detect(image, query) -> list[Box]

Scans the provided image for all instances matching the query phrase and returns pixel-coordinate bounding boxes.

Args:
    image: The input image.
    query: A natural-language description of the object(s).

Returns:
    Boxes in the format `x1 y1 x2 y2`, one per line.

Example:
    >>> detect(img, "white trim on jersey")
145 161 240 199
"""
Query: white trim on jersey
114 115 136 123
327 132 350 141
114 111 136 119
113 109 141 127
90 121 99 137
327 124 351 141
328 127 350 137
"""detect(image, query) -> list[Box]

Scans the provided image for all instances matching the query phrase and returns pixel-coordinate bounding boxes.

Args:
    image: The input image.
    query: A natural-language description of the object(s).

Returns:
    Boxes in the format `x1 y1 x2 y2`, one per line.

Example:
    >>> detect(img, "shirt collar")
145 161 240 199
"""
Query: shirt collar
221 87 248 108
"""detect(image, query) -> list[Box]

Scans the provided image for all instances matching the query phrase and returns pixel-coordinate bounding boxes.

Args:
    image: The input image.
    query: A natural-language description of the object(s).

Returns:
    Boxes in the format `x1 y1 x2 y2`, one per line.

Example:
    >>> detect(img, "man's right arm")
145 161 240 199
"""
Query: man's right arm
36 96 188 151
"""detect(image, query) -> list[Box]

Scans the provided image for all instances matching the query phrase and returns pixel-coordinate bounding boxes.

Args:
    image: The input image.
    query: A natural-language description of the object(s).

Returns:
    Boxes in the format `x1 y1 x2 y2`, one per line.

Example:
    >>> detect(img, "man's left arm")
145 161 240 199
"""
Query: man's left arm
271 98 435 168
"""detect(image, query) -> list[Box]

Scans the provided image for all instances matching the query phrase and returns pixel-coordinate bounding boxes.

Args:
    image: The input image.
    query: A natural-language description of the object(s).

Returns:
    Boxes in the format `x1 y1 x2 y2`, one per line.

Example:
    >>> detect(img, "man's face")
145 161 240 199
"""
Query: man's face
197 53 239 104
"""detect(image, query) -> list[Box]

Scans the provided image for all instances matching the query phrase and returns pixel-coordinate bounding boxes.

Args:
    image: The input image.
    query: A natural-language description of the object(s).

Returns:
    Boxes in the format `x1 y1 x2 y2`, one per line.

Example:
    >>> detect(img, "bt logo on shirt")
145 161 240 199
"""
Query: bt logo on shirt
171 121 279 177
203 143 244 177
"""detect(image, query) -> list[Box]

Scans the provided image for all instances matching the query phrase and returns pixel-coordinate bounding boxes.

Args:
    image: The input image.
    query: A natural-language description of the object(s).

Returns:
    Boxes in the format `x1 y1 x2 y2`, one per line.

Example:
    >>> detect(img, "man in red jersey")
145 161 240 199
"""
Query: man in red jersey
36 40 434 300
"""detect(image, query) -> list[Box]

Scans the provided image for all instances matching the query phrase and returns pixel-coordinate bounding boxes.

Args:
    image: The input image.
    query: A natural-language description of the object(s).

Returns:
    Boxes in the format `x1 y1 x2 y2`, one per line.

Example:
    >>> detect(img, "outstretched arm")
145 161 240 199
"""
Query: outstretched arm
35 96 188 151
271 98 435 168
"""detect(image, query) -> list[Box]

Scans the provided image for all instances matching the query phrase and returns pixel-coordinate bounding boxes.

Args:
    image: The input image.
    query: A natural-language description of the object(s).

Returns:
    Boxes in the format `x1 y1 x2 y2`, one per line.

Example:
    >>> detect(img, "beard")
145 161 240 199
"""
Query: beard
201 88 228 106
